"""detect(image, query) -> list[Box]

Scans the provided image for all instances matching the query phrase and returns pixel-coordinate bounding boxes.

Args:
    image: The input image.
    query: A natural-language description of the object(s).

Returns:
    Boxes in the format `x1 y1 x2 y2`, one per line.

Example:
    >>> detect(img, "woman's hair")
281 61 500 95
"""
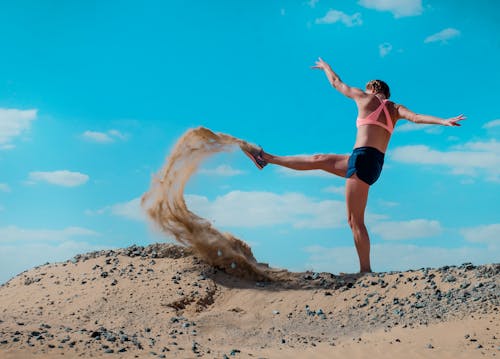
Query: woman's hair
366 79 390 98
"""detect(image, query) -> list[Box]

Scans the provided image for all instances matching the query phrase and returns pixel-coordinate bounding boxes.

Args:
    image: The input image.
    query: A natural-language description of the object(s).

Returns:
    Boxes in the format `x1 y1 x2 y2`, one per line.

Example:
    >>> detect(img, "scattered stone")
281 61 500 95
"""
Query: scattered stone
230 348 241 355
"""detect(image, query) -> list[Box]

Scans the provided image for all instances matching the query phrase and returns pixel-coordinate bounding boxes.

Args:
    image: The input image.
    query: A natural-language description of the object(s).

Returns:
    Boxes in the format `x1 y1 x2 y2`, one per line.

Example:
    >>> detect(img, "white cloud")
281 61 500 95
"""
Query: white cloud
82 130 113 143
315 9 362 27
456 139 500 153
276 167 335 178
424 28 460 44
0 241 109 284
0 108 37 150
97 191 347 230
110 198 146 221
0 225 100 243
460 223 500 247
198 165 245 176
29 170 89 187
82 129 127 143
186 191 347 229
372 219 442 240
391 143 500 181
0 183 11 192
379 42 393 57
108 129 127 140
395 122 434 132
377 199 399 207
307 0 319 8
86 197 146 222
483 119 500 129
358 0 423 18
323 185 345 195
304 243 498 274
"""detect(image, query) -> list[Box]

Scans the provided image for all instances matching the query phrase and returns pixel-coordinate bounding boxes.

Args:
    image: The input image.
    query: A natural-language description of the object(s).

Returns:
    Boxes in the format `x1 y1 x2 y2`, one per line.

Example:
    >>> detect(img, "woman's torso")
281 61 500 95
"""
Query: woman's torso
353 94 398 153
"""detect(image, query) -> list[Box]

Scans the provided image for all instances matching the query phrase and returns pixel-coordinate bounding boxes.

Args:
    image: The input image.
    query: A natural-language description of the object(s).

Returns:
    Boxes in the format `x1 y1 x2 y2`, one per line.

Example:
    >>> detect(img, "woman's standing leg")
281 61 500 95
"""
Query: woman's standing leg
345 174 372 273
261 152 349 177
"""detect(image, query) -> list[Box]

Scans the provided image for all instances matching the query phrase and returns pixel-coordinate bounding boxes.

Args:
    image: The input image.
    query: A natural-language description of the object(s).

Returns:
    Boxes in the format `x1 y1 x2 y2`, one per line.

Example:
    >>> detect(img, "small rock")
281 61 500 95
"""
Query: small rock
427 343 434 349
230 348 241 355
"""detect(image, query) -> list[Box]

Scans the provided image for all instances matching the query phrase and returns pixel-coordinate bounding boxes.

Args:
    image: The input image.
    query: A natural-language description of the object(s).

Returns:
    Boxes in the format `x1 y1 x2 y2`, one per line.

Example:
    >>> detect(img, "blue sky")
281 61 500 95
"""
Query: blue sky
1 0 499 283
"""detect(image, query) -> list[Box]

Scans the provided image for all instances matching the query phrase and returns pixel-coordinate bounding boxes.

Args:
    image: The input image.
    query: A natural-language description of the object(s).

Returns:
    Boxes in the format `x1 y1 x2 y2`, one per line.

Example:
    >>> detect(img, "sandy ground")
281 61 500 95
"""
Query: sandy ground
1 244 499 358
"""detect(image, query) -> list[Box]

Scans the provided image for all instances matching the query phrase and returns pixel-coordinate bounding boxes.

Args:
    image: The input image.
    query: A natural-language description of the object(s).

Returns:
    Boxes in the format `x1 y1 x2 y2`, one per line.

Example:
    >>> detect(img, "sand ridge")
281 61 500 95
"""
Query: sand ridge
0 243 499 358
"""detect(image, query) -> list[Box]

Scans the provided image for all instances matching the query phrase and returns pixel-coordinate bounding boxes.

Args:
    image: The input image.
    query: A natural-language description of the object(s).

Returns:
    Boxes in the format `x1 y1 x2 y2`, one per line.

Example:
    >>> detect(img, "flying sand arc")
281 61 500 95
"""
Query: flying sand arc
141 127 273 281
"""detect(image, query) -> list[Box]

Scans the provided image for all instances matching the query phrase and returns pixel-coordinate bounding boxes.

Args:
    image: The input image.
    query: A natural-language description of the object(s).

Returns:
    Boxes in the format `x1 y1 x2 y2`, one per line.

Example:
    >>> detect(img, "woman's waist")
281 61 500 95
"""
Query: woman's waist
353 141 387 154
353 132 389 154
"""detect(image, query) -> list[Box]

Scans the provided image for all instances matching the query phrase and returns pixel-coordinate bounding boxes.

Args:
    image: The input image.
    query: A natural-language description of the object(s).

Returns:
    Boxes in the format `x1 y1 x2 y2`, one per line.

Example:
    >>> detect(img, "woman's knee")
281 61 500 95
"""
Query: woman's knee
347 214 365 231
311 154 328 163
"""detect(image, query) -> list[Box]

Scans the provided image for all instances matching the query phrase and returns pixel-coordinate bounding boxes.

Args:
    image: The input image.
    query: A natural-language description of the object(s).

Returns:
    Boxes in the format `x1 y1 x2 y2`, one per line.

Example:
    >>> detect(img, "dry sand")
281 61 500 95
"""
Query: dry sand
1 244 499 358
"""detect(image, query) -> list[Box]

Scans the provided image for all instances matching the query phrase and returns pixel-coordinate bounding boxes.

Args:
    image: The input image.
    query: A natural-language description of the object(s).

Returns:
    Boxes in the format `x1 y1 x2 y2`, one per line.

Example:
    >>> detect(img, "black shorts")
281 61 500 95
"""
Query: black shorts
346 146 385 185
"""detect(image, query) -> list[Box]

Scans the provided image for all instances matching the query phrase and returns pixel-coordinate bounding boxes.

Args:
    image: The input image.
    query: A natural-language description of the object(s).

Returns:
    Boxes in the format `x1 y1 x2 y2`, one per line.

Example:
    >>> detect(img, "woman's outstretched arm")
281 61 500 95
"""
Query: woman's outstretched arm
312 57 365 100
396 104 466 127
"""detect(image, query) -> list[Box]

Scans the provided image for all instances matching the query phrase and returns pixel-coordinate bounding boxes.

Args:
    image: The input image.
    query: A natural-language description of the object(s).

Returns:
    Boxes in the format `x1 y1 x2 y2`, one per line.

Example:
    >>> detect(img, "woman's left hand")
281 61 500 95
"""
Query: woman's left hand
311 57 331 71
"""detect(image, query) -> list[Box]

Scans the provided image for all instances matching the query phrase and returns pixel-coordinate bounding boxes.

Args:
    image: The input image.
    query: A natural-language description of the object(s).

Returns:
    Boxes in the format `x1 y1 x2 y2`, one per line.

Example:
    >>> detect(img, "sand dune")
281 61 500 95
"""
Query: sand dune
0 243 498 358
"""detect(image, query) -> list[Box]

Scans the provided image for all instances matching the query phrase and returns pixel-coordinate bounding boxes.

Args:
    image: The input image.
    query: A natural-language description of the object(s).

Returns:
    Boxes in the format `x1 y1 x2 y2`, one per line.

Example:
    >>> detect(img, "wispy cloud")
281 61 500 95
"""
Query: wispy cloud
424 28 460 44
0 108 37 150
0 183 11 192
93 191 347 230
0 225 100 243
460 223 500 247
395 122 433 132
82 129 128 143
198 165 245 176
276 167 334 178
372 219 442 240
110 198 146 221
377 200 399 208
483 119 500 129
307 0 319 8
28 170 89 187
358 0 423 18
323 185 345 195
391 142 500 181
315 9 362 27
85 197 146 222
379 42 393 57
186 191 347 229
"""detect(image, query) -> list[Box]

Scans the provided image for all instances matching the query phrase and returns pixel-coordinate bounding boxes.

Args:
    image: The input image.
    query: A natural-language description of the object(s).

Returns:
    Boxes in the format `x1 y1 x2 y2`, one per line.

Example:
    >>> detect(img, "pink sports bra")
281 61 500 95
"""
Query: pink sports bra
356 97 394 134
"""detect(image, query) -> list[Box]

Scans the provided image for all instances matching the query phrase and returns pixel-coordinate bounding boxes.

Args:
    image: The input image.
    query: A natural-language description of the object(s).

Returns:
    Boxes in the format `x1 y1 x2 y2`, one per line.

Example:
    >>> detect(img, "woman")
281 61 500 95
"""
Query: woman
242 57 465 273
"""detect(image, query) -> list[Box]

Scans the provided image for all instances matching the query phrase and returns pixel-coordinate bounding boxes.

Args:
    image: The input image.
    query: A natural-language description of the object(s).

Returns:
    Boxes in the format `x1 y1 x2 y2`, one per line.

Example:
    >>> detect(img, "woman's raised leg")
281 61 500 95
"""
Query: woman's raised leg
262 151 349 177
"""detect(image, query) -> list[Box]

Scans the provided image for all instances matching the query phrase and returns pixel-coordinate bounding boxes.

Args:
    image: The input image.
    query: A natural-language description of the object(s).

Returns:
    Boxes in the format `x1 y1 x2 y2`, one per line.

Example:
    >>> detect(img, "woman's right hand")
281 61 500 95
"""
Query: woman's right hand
445 114 466 126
